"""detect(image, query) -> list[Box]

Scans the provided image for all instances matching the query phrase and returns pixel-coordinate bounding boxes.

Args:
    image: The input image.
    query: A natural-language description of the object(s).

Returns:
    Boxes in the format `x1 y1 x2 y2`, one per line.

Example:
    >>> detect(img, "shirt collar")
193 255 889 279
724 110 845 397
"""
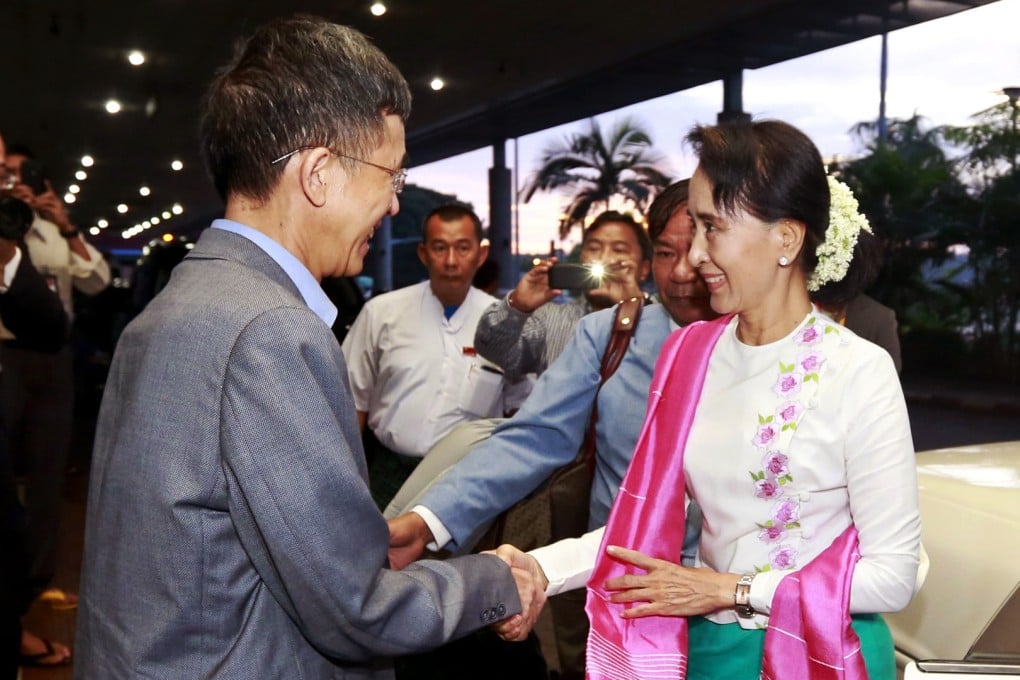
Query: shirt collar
211 219 338 327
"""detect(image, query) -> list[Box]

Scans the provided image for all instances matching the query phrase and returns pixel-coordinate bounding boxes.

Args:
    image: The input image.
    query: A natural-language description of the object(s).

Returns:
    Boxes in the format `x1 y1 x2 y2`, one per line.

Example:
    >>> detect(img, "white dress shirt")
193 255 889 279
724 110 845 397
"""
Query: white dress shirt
533 312 921 628
343 281 523 457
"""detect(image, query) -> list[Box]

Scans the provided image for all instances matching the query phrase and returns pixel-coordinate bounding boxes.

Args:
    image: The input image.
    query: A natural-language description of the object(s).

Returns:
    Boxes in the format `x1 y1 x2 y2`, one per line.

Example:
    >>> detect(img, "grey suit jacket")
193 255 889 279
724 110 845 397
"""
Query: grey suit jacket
75 228 519 679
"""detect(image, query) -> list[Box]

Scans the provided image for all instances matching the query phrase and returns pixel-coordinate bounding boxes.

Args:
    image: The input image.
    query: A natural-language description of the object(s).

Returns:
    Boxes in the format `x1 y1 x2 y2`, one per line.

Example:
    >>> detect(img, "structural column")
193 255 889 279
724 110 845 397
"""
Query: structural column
368 215 393 293
717 70 751 124
488 140 514 291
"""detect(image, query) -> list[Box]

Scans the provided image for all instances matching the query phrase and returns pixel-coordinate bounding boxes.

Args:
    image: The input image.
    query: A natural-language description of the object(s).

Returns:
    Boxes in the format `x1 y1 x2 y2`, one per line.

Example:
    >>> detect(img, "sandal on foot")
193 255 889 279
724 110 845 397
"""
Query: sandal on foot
19 636 72 667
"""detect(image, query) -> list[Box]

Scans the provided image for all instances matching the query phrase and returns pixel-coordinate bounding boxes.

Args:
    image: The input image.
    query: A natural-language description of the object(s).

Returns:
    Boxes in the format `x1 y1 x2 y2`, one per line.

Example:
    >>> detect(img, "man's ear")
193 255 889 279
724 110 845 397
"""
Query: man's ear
637 258 651 282
298 148 335 207
417 241 428 268
477 242 489 267
775 219 807 263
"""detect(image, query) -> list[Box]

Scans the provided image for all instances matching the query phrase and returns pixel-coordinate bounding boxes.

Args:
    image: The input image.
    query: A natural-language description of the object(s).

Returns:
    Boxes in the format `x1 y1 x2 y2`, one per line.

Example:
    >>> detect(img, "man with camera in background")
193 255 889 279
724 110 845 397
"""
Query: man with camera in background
0 133 73 673
474 210 651 381
0 144 110 616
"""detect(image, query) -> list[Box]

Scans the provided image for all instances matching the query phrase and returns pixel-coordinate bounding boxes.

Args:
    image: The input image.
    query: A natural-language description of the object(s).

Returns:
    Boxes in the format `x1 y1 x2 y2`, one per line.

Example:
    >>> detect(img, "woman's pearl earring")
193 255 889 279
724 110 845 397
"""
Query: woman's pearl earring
779 256 790 267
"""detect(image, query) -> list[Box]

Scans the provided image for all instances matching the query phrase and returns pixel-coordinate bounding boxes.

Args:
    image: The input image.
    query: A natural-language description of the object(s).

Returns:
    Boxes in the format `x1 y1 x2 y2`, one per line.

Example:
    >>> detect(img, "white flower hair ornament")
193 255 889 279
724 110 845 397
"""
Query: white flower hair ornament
807 176 873 292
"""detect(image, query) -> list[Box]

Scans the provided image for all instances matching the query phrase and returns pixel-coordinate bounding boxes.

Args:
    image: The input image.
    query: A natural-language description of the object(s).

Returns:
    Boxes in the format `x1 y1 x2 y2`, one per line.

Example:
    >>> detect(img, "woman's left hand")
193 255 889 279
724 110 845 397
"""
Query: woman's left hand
603 545 738 618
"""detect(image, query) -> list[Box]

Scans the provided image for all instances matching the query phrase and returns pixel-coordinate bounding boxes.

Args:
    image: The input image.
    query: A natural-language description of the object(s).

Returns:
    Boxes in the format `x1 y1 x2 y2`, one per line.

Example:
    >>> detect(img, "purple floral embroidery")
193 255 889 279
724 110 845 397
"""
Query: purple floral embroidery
772 372 803 397
795 322 825 346
775 402 803 424
762 451 789 478
771 498 800 525
758 524 786 542
752 423 778 448
797 351 825 374
754 478 780 499
769 544 798 569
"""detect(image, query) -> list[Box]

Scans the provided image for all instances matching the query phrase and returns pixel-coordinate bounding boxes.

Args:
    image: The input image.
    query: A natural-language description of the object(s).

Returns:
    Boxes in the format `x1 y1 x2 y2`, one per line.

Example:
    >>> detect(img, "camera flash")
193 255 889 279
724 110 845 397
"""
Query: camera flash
590 263 606 278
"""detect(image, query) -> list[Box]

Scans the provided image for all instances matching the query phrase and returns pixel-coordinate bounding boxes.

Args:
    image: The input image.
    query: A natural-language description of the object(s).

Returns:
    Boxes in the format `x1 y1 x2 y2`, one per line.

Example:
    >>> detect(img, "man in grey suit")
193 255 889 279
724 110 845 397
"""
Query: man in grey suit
75 16 542 679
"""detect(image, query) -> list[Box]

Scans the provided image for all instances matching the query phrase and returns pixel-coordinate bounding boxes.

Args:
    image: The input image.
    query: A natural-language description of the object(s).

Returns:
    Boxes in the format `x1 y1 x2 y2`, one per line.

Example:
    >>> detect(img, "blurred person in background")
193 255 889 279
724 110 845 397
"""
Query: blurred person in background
0 143 110 615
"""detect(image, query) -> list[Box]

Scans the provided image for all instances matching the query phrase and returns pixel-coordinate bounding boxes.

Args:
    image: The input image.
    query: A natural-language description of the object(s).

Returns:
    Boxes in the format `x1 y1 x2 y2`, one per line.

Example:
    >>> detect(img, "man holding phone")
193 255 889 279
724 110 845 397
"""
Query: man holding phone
0 144 110 616
474 210 651 381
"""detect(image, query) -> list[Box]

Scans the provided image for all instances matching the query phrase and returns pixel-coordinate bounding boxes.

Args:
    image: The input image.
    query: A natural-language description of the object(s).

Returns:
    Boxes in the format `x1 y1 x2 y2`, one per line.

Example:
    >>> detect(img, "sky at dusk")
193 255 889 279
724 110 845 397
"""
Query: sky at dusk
408 0 1020 255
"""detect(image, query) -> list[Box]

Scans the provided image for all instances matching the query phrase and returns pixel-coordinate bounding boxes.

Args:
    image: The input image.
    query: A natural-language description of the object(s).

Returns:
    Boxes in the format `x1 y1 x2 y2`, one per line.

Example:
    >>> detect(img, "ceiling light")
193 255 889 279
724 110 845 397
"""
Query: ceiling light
81 155 94 167
117 203 129 214
139 186 151 196
89 226 101 236
128 50 146 66
75 170 87 181
69 184 80 194
161 210 171 219
370 2 387 16
151 216 161 225
143 220 151 229
98 219 108 228
171 203 183 215
430 77 445 91
64 193 76 203
162 233 174 243
170 159 183 171
105 99 122 114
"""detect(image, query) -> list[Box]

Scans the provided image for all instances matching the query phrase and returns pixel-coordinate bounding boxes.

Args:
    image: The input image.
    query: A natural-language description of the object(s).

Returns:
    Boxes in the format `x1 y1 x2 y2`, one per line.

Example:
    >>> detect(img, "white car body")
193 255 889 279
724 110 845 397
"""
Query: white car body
887 442 1020 678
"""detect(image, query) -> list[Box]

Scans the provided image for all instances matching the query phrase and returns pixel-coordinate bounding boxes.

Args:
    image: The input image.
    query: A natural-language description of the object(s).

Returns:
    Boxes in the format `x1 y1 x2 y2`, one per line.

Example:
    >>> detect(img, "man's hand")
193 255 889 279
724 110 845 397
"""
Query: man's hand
387 512 434 570
486 544 548 641
31 181 73 231
587 258 644 309
508 257 561 313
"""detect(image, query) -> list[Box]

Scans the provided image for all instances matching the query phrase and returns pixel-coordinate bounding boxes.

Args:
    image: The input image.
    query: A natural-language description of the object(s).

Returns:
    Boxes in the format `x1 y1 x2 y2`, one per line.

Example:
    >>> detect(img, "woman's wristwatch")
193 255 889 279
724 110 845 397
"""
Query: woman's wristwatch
734 573 756 618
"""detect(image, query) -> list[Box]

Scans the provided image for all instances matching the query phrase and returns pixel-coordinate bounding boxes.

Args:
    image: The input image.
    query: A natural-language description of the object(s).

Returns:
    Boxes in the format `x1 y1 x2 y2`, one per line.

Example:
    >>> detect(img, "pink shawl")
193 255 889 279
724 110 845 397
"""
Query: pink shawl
585 316 867 680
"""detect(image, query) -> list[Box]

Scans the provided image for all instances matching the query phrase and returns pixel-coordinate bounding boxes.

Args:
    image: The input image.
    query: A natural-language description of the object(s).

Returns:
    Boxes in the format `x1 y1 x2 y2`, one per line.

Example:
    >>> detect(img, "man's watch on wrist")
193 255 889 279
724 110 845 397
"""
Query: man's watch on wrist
734 573 756 618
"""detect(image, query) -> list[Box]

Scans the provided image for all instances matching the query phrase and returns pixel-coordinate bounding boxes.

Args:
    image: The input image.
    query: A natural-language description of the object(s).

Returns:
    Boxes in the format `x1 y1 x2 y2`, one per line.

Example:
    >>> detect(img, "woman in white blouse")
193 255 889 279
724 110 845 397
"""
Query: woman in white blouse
494 120 921 680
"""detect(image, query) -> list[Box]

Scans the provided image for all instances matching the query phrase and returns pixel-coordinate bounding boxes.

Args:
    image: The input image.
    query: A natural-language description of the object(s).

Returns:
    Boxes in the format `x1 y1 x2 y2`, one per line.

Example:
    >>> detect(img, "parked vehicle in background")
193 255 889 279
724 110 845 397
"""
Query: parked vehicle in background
887 441 1020 679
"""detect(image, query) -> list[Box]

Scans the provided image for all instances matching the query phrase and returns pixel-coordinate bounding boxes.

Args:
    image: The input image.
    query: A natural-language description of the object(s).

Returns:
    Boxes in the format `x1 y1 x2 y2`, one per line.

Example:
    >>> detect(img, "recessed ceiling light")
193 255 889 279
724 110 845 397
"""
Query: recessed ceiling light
81 155 94 167
370 2 387 16
64 193 76 203
128 50 146 66
105 99 122 114
171 203 183 215
430 77 445 91
170 159 183 171
139 186 151 197
69 184 80 194
75 170 87 181
151 216 161 225
97 219 109 228
161 211 171 219
89 226 101 236
117 203 129 214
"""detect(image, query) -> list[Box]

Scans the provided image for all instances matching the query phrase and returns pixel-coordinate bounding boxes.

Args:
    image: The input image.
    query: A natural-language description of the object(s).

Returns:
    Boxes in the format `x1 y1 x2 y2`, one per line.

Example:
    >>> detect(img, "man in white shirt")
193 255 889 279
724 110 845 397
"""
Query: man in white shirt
0 144 111 612
343 204 523 509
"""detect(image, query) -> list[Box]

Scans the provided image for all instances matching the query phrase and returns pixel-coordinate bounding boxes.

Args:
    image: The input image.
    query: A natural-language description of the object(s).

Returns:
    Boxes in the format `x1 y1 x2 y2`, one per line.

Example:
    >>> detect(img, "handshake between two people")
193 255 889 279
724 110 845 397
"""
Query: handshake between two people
387 512 548 642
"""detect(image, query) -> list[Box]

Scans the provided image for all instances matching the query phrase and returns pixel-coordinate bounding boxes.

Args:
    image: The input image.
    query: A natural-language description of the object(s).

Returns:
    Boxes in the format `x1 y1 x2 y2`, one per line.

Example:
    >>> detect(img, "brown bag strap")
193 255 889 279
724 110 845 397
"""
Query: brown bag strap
577 295 644 477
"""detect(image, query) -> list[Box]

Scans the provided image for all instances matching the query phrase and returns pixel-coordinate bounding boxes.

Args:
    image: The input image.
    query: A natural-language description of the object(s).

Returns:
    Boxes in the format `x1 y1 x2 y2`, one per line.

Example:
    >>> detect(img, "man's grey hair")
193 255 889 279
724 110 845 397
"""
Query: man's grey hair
200 15 412 202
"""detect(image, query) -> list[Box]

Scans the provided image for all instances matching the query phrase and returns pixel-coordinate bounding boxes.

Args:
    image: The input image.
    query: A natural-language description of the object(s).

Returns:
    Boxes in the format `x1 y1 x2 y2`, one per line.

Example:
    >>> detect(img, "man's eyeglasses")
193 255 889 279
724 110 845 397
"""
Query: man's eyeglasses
270 146 406 195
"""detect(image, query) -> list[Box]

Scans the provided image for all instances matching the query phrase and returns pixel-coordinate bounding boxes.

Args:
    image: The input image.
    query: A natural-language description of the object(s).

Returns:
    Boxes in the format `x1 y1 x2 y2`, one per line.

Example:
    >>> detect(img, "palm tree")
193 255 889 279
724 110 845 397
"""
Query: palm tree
522 117 672 238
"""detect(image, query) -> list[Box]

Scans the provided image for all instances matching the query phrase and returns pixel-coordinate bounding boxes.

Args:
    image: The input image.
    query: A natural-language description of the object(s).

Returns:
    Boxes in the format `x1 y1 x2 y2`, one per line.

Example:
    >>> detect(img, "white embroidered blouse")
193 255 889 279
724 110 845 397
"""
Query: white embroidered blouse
531 311 921 629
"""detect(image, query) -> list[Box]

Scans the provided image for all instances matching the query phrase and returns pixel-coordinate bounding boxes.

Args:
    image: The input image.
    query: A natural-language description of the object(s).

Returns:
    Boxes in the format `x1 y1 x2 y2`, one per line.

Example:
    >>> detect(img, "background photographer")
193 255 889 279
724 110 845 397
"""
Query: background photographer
0 161 71 671
475 210 651 381
0 143 110 616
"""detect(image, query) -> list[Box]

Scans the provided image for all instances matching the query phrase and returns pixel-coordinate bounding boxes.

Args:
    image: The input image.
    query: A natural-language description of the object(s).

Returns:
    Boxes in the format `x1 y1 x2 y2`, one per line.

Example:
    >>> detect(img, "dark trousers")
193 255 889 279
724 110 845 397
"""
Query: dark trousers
0 383 30 679
363 429 421 512
0 345 73 595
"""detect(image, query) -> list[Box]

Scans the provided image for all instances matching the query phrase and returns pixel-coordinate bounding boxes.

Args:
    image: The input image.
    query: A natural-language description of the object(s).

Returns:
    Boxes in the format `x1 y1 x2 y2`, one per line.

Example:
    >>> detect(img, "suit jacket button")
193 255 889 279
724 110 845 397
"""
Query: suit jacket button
497 603 506 617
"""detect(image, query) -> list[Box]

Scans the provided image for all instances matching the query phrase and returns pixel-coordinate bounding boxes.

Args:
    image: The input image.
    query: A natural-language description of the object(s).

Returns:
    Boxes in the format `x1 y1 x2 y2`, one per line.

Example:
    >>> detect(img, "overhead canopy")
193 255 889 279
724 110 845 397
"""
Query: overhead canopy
0 0 995 245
